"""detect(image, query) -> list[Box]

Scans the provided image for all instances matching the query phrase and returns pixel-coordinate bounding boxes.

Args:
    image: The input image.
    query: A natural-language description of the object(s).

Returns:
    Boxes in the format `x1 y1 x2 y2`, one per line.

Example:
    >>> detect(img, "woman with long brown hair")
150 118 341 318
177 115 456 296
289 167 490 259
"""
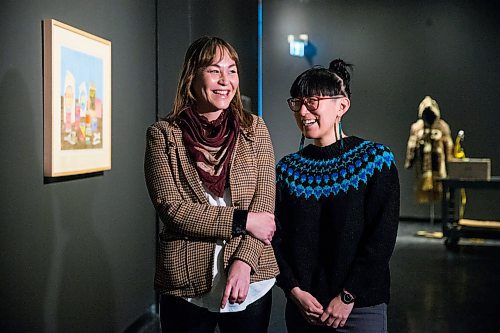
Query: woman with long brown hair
144 36 278 333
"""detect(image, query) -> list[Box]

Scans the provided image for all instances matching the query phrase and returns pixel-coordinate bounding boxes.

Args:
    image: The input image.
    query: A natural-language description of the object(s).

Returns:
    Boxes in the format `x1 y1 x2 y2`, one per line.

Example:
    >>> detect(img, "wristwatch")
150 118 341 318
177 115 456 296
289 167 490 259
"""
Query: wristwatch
340 289 355 304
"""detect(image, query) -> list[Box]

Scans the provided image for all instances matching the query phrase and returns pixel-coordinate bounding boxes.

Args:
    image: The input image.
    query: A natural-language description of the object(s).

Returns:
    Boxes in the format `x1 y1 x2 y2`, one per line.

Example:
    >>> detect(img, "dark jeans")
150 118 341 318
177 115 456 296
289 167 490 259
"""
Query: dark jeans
160 291 272 333
285 301 387 333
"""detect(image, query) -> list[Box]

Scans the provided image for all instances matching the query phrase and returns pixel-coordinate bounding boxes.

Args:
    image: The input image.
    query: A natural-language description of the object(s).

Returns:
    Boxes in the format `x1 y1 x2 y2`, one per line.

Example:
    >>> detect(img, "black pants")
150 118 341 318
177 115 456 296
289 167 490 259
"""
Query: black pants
285 301 387 333
160 291 272 333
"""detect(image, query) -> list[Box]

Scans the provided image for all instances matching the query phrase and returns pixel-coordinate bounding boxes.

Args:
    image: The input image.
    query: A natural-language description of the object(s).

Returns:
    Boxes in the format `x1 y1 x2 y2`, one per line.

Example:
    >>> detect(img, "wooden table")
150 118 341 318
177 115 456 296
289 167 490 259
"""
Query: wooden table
439 177 500 249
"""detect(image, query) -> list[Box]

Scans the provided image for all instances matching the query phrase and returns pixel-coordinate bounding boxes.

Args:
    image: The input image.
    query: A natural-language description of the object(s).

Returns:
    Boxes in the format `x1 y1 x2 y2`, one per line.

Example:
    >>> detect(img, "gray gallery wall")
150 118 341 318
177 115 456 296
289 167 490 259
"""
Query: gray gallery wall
263 0 500 220
0 0 157 331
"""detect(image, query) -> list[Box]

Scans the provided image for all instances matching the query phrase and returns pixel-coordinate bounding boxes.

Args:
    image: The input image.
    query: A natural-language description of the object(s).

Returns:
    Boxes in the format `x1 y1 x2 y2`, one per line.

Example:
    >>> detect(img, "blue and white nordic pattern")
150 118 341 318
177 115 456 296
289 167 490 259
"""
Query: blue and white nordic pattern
277 141 395 200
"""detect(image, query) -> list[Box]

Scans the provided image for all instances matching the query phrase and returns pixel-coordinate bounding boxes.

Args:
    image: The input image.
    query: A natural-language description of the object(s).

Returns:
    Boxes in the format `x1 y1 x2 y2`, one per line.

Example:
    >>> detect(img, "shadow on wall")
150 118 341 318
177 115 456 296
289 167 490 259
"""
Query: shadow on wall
0 69 54 332
52 185 116 332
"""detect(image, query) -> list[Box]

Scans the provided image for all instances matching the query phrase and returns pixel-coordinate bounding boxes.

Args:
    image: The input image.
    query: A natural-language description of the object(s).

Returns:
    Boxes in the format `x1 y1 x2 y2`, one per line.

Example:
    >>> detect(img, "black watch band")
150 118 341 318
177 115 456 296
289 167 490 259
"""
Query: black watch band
340 289 355 304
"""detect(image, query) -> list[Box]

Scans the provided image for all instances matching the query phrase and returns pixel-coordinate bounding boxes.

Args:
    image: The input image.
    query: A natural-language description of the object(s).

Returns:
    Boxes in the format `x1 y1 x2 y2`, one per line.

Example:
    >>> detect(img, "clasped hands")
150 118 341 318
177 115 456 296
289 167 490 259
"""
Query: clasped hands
291 287 354 329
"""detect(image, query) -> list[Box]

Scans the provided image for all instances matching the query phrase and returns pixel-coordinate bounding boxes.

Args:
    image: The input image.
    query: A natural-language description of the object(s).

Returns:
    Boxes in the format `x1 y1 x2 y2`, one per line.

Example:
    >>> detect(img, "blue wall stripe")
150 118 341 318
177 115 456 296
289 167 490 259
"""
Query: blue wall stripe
258 0 263 117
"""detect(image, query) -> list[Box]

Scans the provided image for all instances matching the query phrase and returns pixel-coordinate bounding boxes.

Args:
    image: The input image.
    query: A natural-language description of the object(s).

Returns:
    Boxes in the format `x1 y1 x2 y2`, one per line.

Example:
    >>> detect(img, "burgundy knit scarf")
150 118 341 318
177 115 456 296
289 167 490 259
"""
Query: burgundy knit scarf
178 107 239 197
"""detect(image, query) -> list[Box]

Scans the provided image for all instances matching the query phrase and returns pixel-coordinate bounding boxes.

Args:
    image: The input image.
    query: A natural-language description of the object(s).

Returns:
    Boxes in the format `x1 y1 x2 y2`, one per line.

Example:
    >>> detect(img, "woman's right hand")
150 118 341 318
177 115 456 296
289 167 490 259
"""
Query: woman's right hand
290 287 324 325
246 212 276 245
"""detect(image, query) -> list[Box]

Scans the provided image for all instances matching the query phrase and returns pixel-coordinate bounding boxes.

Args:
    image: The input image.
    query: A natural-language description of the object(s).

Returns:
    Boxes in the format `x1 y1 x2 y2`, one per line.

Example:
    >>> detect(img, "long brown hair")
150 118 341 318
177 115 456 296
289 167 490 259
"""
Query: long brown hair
165 36 253 128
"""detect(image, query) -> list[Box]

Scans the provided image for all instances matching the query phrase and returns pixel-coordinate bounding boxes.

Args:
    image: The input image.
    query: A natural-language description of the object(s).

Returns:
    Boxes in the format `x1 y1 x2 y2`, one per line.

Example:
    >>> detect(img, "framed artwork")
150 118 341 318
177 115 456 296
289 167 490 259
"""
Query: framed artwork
43 19 111 177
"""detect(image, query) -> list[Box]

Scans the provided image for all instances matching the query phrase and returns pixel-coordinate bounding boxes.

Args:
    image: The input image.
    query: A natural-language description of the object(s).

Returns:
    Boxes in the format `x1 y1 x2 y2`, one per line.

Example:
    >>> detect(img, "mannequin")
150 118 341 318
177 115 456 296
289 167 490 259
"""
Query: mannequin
405 96 453 203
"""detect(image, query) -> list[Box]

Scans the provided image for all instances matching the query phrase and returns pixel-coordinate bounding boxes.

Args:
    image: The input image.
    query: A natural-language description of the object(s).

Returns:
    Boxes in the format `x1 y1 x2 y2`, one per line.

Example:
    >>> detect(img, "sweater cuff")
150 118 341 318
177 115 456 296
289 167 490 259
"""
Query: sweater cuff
232 209 248 236
277 275 299 297
343 280 361 300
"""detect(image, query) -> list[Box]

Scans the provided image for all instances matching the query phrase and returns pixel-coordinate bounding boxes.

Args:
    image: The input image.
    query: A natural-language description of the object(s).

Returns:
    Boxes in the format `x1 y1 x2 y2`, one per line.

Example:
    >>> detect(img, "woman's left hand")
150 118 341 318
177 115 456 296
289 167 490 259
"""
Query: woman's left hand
320 295 354 328
220 259 251 309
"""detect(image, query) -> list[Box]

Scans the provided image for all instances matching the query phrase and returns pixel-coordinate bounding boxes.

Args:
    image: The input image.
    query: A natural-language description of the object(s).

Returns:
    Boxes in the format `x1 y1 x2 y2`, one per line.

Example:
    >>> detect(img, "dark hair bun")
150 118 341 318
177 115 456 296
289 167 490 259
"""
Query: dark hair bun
328 59 353 85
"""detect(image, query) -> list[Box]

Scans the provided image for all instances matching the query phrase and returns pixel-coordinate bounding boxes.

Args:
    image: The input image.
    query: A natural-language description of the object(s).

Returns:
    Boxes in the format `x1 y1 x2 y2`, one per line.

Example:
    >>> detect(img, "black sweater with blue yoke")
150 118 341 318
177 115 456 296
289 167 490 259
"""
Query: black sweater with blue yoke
273 136 400 308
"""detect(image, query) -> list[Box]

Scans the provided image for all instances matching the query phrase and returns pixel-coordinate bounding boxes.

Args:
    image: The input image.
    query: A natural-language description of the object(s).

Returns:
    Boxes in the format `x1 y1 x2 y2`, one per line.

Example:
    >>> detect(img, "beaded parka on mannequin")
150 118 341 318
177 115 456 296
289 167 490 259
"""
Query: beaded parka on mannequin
404 96 453 203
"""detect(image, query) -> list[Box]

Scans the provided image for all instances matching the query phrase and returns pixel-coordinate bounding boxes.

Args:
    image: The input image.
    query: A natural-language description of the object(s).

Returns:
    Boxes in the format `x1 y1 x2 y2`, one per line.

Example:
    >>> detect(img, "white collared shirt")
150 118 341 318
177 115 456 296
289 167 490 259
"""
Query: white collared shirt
184 186 275 313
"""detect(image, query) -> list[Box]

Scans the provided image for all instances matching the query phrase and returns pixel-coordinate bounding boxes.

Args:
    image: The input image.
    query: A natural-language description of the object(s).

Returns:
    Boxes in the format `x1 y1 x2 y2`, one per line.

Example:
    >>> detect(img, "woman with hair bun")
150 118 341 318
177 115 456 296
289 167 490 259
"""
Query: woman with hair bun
272 59 400 332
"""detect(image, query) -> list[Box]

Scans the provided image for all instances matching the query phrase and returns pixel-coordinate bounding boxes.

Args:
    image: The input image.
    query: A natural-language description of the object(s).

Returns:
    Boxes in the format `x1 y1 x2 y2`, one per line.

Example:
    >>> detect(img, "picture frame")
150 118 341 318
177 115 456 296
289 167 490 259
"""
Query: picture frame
43 19 111 177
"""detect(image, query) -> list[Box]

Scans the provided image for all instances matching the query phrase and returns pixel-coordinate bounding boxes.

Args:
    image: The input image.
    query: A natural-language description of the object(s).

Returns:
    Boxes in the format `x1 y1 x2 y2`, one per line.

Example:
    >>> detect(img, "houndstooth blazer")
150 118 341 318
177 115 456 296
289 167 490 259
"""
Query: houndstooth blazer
144 114 279 297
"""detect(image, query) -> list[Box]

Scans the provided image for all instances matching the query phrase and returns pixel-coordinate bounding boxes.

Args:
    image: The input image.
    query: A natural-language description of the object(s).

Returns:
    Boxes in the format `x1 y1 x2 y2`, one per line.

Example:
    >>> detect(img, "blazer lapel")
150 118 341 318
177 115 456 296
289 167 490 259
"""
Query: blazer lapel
171 126 208 204
229 129 256 208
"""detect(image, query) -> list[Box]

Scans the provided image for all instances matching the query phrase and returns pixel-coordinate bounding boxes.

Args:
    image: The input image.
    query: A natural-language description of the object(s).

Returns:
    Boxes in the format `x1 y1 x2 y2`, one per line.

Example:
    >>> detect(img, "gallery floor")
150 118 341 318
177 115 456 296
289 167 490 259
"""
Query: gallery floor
139 221 500 333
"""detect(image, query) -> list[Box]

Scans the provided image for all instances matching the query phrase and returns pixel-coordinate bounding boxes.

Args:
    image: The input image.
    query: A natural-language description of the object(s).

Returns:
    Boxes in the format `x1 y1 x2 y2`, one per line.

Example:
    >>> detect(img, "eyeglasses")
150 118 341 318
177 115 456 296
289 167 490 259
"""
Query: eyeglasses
287 96 345 112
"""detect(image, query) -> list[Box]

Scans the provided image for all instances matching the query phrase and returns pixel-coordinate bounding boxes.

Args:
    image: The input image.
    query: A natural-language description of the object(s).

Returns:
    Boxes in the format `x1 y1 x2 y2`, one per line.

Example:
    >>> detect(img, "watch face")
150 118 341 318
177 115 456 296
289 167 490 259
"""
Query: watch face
341 291 354 304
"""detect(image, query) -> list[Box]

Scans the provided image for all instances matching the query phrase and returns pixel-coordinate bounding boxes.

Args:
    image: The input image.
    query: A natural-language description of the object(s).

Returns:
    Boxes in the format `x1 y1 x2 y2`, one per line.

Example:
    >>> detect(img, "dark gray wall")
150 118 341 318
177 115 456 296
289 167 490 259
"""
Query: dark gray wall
263 0 500 220
0 0 156 331
158 0 258 117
